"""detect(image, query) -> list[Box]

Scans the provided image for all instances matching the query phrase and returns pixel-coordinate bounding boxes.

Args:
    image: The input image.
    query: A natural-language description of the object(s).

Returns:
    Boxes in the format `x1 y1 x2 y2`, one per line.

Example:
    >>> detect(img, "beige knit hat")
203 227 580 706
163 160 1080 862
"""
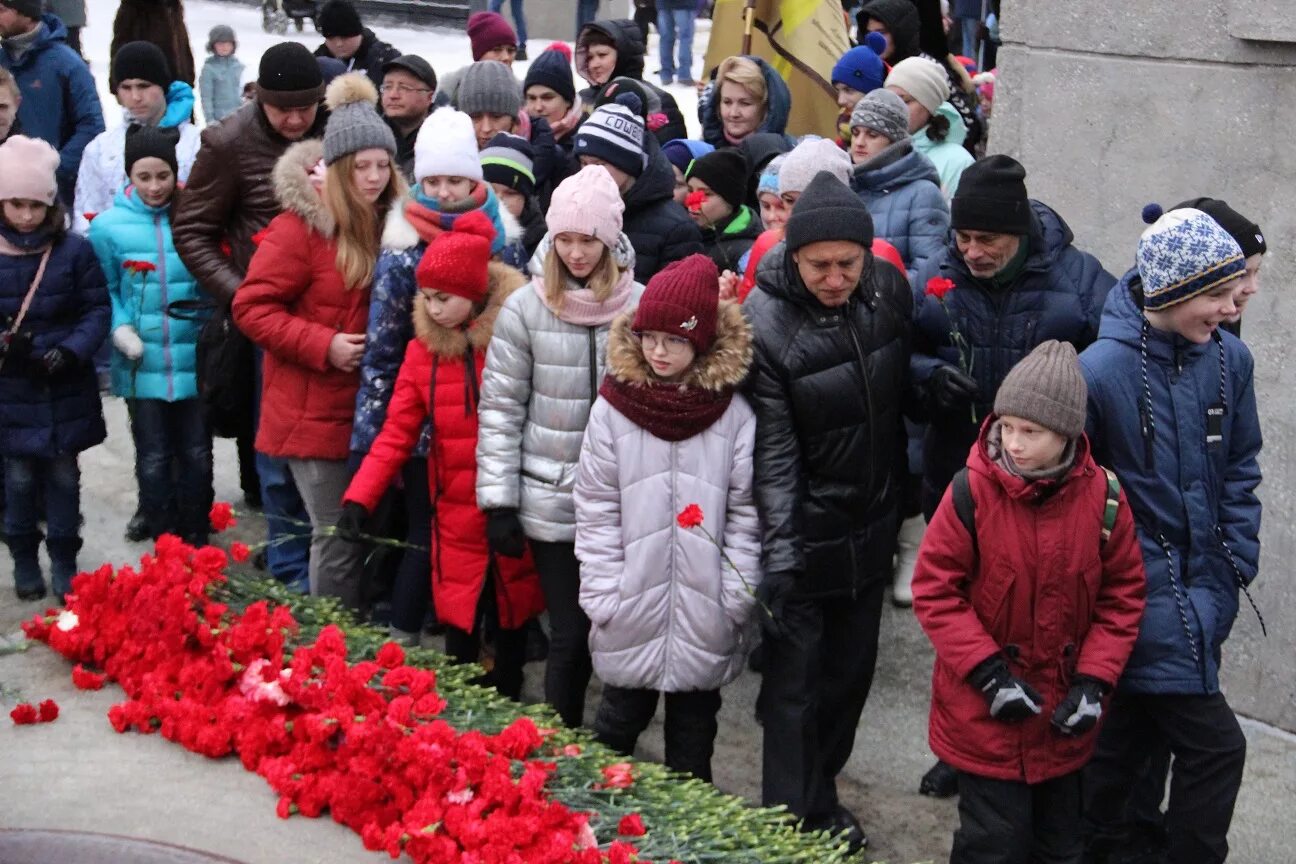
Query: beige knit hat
993 340 1088 438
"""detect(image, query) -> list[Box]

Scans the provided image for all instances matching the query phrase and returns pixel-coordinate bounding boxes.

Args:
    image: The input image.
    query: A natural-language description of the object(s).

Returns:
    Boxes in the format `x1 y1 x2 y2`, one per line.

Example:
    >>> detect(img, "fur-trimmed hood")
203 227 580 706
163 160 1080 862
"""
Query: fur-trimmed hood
380 190 523 253
411 260 527 360
273 139 334 236
605 300 752 392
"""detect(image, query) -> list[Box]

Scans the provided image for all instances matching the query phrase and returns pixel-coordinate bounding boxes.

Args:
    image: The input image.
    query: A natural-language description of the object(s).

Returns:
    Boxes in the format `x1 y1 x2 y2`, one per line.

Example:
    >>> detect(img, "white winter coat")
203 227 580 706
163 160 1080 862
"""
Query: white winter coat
476 236 644 542
575 304 763 692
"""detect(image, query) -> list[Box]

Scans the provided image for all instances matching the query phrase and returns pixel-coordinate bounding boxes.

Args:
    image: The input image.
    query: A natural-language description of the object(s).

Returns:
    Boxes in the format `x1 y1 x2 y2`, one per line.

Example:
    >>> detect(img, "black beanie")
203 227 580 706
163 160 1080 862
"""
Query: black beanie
125 125 180 175
258 42 326 108
111 41 172 91
1173 197 1267 258
523 46 576 106
0 0 42 20
686 149 749 211
785 171 875 252
317 0 364 38
950 154 1032 235
594 77 652 121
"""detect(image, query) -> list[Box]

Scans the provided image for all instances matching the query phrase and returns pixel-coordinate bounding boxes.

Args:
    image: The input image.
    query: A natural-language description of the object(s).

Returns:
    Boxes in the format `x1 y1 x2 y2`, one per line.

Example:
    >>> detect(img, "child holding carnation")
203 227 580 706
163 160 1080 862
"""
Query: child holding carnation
574 253 762 781
911 340 1146 862
340 213 544 699
0 136 110 602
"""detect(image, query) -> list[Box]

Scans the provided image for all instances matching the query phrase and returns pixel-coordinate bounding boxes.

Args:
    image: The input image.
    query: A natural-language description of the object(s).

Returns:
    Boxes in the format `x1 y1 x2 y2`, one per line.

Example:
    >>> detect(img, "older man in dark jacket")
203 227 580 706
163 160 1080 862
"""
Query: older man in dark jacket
745 171 914 853
173 41 325 593
313 0 400 84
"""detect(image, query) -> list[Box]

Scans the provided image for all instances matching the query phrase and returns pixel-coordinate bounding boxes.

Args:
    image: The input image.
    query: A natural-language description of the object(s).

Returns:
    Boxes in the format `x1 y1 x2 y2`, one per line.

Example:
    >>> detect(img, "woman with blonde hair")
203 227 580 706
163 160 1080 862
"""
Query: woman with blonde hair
699 55 793 149
477 165 645 727
234 73 405 609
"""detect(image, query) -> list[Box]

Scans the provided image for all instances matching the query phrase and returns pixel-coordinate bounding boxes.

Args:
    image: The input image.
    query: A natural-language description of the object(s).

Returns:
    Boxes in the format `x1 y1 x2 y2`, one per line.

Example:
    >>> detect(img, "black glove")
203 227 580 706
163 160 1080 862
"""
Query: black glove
0 330 31 360
485 508 526 559
36 346 76 378
755 570 797 641
1051 675 1107 736
335 501 369 544
968 656 1043 722
927 365 978 416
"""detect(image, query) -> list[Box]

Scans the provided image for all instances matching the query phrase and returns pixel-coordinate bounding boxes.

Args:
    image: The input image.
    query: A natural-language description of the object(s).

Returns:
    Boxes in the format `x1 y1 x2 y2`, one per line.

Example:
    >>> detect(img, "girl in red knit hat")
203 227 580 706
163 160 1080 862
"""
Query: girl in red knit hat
339 211 543 699
573 252 763 782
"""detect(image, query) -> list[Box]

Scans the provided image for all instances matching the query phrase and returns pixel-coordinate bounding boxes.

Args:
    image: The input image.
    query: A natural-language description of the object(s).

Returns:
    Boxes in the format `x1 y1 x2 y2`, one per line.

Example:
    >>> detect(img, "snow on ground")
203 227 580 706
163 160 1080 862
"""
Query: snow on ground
82 0 702 136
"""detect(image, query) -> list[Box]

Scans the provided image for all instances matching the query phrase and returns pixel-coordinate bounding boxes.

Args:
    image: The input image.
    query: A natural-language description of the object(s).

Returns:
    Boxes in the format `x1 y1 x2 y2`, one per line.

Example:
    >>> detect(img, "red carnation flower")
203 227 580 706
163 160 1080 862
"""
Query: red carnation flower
230 542 251 563
676 504 704 529
375 641 405 670
9 703 38 725
684 190 706 215
209 502 236 532
122 259 157 276
599 762 635 789
37 699 59 722
617 813 646 836
72 664 107 690
925 276 956 299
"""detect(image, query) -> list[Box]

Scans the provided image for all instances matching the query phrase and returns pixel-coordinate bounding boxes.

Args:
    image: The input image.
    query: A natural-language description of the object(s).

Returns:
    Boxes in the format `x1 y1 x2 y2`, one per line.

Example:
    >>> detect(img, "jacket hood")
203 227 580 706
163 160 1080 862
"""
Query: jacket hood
160 81 196 129
577 18 645 82
33 13 69 47
527 229 637 278
1097 267 1212 368
605 299 752 392
968 414 1093 500
914 101 968 149
857 0 920 61
701 56 792 145
851 139 941 191
272 139 334 236
740 132 793 174
623 143 677 210
412 260 527 359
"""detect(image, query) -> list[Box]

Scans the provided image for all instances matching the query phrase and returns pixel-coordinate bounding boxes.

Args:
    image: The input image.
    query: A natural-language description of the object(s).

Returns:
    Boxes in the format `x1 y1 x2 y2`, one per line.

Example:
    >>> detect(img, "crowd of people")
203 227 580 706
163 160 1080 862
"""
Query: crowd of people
0 1 1269 863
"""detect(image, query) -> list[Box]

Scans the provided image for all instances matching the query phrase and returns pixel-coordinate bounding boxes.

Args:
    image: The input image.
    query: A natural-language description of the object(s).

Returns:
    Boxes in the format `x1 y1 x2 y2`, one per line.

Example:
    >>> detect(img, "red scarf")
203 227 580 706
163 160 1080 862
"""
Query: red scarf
598 375 733 442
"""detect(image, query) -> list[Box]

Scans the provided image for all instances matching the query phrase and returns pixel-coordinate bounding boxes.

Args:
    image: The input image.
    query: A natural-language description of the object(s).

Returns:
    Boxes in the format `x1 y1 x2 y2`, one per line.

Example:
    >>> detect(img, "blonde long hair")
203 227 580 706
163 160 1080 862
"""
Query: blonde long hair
543 239 621 312
324 152 407 290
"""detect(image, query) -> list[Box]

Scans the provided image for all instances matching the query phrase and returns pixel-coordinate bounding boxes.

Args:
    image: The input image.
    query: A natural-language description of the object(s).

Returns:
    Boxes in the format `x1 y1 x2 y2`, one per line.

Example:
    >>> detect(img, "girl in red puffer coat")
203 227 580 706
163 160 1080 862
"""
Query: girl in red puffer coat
339 212 544 700
912 340 1145 864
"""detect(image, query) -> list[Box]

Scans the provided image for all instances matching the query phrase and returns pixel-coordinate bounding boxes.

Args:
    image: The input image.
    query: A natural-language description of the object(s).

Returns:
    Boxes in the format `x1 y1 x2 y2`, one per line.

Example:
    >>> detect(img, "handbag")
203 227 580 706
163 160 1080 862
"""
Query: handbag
167 299 254 438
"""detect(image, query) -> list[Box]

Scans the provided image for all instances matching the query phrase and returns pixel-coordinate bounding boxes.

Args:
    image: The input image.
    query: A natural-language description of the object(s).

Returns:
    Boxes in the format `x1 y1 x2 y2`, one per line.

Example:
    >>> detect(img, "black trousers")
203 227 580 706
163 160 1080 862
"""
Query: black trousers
1083 691 1246 864
443 564 527 701
952 771 1083 864
389 458 433 634
758 581 885 820
531 540 592 728
595 686 722 781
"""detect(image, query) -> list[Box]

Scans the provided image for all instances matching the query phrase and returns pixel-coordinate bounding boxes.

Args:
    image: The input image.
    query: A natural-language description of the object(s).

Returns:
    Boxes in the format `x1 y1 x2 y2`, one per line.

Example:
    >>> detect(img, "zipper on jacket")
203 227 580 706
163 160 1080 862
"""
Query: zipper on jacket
845 315 877 499
665 443 680 683
586 326 598 405
154 212 173 401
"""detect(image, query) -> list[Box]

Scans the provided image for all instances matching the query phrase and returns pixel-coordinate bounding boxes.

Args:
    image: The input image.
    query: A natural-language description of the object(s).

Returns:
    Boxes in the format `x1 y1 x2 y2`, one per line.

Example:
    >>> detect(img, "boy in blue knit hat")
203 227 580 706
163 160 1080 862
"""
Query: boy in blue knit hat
1078 206 1264 864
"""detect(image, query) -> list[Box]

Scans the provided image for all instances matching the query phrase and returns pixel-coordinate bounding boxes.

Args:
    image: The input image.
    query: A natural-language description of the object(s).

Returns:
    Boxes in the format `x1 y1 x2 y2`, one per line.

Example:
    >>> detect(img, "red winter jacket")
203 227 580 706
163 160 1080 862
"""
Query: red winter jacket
912 419 1145 783
344 262 545 633
233 141 372 460
738 227 906 302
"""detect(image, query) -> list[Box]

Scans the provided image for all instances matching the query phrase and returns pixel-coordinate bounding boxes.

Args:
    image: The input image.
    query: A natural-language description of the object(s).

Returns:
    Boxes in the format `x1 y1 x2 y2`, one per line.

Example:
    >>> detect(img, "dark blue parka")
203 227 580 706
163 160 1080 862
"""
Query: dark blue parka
0 228 110 457
910 200 1115 516
1079 272 1262 695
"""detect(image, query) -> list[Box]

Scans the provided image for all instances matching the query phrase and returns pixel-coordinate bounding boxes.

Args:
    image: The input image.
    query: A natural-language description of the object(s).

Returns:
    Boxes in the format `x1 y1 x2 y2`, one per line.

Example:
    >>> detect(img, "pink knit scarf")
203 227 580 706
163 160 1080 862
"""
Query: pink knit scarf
533 267 635 326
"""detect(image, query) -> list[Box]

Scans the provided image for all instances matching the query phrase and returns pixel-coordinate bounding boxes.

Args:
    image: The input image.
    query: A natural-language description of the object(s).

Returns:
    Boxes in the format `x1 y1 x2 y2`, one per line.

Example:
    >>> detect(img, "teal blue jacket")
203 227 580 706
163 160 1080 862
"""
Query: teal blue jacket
88 186 206 401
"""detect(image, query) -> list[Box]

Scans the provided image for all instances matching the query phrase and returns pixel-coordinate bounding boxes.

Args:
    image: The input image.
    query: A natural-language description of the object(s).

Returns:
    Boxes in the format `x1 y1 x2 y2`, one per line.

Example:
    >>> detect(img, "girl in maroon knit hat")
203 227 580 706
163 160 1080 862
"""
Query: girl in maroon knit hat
573 252 763 782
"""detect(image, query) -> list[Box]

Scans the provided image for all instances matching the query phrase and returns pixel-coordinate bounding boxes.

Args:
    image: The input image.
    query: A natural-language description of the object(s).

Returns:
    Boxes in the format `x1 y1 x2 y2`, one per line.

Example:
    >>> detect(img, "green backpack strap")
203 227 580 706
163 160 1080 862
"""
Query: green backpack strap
1100 467 1121 544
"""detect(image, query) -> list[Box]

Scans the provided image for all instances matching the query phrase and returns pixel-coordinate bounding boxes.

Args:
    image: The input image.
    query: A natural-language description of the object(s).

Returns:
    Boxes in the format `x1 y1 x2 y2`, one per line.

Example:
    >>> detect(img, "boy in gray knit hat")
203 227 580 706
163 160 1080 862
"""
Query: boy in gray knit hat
453 59 522 149
912 338 1145 864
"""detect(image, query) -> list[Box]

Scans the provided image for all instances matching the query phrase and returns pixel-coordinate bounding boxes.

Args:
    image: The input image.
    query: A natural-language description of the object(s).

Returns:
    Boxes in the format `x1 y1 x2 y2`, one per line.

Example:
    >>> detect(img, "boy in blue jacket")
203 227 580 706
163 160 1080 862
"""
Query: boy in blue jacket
1078 206 1263 864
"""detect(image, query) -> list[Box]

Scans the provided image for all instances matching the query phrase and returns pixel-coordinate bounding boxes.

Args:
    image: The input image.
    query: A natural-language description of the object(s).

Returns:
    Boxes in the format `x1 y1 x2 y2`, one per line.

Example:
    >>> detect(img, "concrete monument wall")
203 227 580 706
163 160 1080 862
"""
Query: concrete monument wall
992 0 1296 731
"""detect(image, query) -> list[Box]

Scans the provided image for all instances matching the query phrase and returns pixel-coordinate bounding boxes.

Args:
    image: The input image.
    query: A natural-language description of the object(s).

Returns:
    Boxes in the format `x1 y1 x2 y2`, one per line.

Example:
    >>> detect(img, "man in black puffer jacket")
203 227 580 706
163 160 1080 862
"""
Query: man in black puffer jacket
745 171 915 855
573 94 703 283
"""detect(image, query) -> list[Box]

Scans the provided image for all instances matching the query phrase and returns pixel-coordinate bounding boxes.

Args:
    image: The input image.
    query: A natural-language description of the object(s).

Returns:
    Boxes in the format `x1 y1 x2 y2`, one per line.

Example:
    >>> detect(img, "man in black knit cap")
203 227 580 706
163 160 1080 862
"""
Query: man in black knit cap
313 0 400 85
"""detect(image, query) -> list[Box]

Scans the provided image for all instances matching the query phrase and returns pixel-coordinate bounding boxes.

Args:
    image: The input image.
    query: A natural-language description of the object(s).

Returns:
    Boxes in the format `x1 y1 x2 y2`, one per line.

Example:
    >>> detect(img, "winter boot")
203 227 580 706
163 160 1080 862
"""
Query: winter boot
46 536 83 601
389 626 422 648
7 532 46 601
125 503 150 542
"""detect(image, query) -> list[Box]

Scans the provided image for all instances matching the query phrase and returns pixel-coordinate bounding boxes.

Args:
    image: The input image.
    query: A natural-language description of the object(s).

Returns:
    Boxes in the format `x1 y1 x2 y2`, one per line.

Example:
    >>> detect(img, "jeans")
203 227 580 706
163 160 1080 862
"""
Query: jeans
4 454 80 595
1083 691 1246 864
253 349 310 590
596 686 722 781
285 458 365 609
531 540 592 727
952 771 1083 864
129 398 213 544
959 16 980 60
575 0 599 38
657 7 695 82
487 0 528 48
390 457 433 633
759 581 885 820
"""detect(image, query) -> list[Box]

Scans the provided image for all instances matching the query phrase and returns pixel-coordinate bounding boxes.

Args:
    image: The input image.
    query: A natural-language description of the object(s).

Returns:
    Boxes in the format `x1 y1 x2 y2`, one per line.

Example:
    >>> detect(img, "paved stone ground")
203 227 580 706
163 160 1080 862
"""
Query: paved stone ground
1 398 1293 863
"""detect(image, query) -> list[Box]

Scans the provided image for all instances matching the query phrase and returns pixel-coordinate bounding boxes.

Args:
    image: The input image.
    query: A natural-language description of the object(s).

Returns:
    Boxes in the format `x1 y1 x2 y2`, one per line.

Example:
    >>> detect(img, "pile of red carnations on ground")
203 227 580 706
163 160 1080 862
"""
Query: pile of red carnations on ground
21 532 658 864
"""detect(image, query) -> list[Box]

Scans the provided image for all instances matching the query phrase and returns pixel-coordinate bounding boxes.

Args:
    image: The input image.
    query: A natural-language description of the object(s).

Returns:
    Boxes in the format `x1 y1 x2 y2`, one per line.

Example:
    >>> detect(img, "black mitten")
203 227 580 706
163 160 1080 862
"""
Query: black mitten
968 656 1043 722
1051 675 1107 736
485 508 527 559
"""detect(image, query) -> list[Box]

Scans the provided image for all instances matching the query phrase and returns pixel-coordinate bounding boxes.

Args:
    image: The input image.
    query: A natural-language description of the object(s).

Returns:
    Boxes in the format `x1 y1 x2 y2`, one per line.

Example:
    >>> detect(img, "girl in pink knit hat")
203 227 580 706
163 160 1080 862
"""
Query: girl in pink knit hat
0 136 111 603
476 164 645 727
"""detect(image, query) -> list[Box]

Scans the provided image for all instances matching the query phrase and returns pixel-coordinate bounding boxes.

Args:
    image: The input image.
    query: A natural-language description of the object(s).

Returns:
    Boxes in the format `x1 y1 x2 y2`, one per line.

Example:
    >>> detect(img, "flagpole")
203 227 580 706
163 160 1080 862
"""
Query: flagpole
741 0 758 55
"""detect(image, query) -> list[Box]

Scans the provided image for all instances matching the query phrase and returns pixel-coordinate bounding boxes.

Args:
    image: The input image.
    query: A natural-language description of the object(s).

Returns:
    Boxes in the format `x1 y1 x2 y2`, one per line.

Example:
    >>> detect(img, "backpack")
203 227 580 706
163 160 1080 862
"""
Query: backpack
950 466 1121 557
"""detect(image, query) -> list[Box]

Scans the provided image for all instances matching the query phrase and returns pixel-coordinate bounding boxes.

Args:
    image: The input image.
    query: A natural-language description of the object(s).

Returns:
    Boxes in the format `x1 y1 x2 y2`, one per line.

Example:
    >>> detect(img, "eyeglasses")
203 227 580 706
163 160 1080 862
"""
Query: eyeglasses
380 83 431 95
633 331 693 354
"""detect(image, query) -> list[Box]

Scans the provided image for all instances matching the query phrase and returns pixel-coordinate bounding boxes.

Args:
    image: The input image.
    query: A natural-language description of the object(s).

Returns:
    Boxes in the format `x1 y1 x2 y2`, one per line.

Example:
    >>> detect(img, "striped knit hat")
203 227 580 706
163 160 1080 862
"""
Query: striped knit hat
480 132 535 197
573 92 646 179
1137 206 1245 311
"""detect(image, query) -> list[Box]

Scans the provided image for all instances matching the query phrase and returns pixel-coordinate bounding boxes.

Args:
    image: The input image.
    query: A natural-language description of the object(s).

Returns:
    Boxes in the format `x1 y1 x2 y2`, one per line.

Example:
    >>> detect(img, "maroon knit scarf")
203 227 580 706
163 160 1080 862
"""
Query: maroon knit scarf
599 376 734 442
